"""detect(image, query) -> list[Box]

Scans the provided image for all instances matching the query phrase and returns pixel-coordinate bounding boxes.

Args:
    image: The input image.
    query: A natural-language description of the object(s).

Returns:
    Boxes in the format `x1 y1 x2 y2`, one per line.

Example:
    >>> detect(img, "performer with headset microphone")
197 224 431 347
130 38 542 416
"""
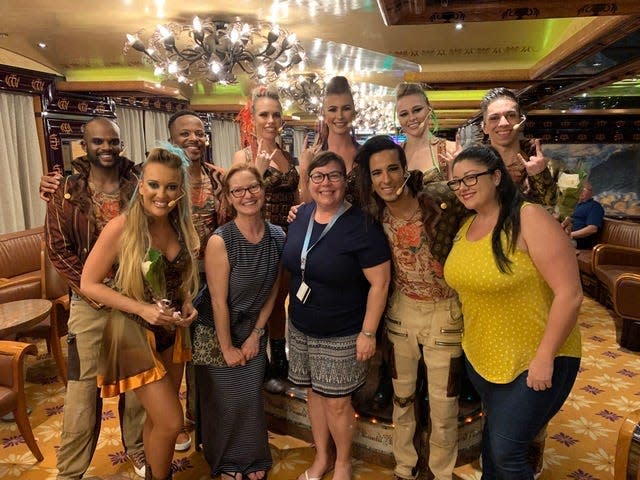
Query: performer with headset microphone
355 135 469 480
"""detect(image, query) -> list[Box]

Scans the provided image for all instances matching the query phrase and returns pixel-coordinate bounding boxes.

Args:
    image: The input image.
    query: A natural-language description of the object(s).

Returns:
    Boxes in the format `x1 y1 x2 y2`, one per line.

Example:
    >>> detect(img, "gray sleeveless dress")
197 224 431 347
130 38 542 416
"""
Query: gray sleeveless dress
193 220 284 478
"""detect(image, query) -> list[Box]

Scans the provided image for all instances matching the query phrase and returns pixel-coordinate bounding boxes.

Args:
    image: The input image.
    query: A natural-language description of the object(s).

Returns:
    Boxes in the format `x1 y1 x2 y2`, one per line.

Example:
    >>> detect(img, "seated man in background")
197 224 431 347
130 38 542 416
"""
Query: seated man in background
569 180 605 249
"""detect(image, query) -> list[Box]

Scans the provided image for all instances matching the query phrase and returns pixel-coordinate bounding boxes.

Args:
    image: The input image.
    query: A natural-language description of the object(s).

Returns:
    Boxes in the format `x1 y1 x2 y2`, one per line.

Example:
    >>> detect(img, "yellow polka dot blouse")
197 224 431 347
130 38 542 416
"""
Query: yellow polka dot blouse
444 215 581 384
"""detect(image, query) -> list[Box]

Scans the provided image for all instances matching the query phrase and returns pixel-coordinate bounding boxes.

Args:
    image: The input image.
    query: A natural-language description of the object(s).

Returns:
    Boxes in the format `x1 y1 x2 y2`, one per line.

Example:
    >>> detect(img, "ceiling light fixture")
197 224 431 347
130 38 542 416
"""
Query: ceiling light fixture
125 17 305 85
38 42 47 49
455 23 463 30
278 73 324 115
353 86 395 133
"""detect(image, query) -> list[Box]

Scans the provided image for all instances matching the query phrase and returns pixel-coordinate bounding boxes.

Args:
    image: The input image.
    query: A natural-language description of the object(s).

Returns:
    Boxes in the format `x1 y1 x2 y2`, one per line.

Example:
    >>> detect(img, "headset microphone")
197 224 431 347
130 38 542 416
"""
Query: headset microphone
512 114 527 132
167 193 185 208
395 173 411 197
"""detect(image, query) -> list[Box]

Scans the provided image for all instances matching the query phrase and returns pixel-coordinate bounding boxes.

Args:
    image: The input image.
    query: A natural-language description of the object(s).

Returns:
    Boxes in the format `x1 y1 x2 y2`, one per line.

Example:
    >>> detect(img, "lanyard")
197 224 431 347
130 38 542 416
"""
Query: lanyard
301 201 347 279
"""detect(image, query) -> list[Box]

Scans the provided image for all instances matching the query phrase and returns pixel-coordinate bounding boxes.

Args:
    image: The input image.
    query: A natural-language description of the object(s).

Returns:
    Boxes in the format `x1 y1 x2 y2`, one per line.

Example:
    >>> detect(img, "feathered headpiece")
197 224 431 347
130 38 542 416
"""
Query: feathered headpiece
156 141 191 170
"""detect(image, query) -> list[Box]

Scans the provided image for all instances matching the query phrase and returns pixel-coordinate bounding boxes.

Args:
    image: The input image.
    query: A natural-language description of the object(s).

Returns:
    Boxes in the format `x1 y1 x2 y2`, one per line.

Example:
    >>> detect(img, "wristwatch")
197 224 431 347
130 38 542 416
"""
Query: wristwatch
253 327 266 337
361 330 375 338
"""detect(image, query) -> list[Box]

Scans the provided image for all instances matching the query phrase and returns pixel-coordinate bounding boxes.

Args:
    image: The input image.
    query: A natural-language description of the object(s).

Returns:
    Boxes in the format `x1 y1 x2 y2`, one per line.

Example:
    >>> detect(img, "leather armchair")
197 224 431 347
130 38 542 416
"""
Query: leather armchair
16 242 70 384
612 273 640 352
0 340 43 461
615 407 640 479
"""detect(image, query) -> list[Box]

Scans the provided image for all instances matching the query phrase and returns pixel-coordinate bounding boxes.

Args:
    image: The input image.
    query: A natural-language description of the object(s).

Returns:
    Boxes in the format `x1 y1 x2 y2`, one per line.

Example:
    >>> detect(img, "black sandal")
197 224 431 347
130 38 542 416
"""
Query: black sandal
243 472 267 480
220 472 242 480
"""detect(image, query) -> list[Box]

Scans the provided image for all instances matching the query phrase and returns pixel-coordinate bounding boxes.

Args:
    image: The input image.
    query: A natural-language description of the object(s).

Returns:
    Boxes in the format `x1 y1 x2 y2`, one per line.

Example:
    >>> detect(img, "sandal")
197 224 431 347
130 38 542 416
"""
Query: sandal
244 472 267 480
220 472 242 480
297 470 323 480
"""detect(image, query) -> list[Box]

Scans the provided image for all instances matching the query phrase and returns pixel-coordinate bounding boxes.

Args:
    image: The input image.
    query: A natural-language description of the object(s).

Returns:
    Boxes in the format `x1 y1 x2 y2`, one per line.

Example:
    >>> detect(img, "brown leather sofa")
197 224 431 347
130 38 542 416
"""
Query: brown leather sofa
0 227 70 381
582 218 640 351
0 227 44 304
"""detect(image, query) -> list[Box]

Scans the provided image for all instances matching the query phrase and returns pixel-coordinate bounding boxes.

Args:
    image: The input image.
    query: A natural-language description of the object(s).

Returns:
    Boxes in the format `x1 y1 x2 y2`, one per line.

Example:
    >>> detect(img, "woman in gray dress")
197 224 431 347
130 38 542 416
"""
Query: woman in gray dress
192 163 285 480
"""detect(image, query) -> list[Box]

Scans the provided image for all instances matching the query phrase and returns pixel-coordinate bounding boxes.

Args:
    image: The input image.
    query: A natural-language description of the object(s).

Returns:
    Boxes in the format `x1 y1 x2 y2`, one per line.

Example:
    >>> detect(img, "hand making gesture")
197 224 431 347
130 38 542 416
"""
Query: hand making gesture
255 138 277 176
516 138 546 176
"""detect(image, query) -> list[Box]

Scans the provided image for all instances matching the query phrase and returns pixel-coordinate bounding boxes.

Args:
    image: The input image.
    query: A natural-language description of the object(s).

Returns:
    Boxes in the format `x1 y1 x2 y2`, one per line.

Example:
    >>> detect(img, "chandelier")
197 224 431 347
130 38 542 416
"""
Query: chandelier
352 83 396 133
125 17 305 84
277 74 324 114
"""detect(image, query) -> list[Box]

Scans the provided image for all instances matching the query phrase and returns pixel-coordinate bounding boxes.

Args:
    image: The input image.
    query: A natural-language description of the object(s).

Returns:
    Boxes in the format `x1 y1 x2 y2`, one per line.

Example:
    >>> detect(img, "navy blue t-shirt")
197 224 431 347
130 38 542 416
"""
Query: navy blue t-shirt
572 198 605 249
282 202 390 337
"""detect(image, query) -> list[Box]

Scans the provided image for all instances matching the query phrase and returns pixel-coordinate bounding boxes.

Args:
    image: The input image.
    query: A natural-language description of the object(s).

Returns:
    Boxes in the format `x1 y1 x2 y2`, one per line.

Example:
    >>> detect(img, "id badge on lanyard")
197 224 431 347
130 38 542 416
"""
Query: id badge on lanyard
298 202 347 303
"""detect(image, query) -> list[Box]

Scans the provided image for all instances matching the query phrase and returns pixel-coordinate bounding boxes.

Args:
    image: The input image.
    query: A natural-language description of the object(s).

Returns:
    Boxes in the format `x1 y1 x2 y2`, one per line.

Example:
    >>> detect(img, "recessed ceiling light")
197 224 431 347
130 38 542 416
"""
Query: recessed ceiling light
38 42 47 49
455 23 463 30
582 93 588 97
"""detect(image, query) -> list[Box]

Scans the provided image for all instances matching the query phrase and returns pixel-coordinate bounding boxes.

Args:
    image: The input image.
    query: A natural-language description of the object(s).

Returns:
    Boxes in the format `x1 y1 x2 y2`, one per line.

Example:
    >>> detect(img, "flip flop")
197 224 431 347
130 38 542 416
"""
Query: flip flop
298 470 322 480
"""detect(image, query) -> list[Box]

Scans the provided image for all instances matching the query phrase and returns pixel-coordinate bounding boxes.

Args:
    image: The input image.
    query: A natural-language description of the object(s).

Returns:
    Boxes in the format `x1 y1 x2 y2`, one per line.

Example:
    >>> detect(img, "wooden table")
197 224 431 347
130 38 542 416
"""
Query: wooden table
0 299 52 338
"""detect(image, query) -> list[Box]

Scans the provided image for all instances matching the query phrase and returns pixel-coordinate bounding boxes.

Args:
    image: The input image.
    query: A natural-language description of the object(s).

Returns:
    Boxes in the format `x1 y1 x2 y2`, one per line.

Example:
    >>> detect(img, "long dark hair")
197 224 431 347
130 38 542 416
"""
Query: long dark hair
453 145 524 273
355 135 440 241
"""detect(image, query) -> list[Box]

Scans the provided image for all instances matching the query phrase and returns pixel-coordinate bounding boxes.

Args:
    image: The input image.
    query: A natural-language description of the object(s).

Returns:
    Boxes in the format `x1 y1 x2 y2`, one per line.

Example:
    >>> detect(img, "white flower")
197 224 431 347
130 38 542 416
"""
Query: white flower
557 172 581 190
141 260 152 276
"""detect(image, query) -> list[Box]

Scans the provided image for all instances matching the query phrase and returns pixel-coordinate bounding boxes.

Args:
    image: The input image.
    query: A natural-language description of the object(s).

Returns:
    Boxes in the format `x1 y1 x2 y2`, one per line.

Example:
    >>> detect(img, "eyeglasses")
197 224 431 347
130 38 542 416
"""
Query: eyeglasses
447 171 493 191
309 171 344 184
229 183 262 198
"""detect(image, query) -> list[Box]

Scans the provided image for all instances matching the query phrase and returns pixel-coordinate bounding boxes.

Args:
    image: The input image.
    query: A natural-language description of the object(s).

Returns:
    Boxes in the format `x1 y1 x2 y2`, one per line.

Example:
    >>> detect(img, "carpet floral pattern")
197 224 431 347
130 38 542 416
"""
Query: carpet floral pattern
0 297 635 479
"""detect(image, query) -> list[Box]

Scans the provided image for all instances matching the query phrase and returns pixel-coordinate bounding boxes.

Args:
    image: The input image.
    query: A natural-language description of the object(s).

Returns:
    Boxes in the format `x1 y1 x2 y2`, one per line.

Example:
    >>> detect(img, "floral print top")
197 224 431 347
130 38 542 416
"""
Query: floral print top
382 208 454 301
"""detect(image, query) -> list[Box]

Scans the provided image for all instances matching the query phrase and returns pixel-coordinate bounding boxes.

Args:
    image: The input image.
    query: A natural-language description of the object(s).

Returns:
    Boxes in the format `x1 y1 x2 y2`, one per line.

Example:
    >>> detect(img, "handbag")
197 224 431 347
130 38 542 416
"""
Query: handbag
191 284 226 366
191 322 226 366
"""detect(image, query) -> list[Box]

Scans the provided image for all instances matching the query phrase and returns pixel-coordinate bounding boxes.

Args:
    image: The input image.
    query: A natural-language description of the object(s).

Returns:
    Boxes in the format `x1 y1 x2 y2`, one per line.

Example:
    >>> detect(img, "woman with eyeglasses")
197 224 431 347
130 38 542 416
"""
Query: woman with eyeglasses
282 151 391 480
233 85 299 392
192 163 285 480
395 82 458 182
444 145 582 479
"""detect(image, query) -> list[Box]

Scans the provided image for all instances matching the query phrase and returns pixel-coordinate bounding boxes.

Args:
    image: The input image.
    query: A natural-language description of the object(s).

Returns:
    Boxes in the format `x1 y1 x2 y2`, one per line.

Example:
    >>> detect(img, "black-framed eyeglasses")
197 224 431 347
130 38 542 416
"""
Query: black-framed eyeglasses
309 171 344 184
229 183 262 198
447 171 493 191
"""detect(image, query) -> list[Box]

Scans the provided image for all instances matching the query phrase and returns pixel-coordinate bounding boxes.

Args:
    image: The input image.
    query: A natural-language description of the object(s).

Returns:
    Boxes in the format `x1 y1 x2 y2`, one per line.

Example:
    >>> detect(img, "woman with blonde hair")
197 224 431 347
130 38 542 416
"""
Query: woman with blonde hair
395 82 458 181
81 146 200 480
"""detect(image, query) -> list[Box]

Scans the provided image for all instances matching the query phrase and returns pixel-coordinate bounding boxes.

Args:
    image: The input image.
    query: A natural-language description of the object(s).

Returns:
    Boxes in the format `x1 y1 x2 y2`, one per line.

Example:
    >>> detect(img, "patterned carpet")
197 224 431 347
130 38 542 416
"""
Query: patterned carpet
0 296 635 479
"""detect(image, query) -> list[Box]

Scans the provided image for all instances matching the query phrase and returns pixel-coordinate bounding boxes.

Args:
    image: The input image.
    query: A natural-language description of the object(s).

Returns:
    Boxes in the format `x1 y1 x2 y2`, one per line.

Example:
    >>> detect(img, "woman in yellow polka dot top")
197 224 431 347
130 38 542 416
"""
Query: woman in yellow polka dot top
443 145 581 479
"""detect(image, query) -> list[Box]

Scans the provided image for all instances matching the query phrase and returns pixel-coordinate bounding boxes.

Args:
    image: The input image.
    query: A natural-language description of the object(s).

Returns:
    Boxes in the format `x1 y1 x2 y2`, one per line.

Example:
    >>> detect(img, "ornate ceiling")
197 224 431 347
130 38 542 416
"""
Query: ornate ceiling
1 0 640 129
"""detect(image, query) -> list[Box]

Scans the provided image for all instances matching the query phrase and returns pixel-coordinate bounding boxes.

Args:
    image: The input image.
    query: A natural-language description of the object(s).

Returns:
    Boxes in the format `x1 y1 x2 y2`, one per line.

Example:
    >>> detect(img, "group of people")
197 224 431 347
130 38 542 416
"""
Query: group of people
39 75 583 480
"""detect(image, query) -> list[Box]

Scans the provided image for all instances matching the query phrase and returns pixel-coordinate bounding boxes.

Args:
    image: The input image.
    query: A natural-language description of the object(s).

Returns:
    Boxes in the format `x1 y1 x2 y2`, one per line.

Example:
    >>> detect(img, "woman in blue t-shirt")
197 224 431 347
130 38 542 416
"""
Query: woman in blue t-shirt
282 151 391 480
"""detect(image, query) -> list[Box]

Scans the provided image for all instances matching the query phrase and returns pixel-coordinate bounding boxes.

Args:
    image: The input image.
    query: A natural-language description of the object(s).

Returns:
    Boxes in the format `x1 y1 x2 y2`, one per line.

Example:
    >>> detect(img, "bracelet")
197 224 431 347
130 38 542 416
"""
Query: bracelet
361 330 375 338
253 327 265 337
